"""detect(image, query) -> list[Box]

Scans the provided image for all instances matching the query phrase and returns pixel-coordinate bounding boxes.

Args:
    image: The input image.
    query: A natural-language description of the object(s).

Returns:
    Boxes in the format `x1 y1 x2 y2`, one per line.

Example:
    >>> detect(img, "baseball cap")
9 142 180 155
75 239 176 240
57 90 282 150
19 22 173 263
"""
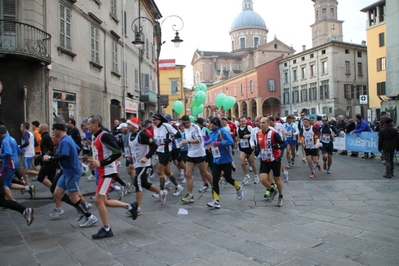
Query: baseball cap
195 117 204 126
116 123 127 130
127 117 140 128
164 114 172 121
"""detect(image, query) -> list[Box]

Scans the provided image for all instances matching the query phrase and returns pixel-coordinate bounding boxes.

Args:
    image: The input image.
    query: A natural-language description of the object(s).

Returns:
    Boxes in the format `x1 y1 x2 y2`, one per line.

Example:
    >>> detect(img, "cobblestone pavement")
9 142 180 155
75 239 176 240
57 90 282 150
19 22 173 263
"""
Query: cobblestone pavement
1 152 399 266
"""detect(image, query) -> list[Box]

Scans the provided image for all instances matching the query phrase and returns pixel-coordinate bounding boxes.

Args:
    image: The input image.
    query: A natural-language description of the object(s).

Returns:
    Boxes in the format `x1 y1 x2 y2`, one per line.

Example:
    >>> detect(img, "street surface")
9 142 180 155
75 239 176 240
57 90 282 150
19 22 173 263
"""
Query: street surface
1 152 399 266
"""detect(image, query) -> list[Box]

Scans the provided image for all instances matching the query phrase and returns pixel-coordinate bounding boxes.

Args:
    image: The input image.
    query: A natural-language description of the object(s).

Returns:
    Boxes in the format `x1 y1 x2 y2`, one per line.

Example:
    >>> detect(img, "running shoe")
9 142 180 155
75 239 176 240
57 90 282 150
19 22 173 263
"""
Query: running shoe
160 190 168 206
28 185 35 199
271 183 277 189
286 162 292 169
219 177 227 185
207 199 221 209
79 215 98 228
302 157 306 163
253 175 259 184
92 227 113 239
264 190 270 199
23 208 34 226
268 189 278 203
179 174 185 181
310 171 315 178
249 166 253 172
277 196 284 207
323 162 327 170
118 188 124 201
198 185 211 193
173 185 184 197
86 174 95 181
181 194 194 203
291 160 295 166
128 186 136 194
164 181 172 190
317 164 322 172
152 193 161 199
236 186 243 200
181 178 186 184
283 170 289 182
327 168 331 174
76 210 85 221
86 202 92 209
369 155 376 159
129 202 139 220
49 208 65 218
242 174 251 185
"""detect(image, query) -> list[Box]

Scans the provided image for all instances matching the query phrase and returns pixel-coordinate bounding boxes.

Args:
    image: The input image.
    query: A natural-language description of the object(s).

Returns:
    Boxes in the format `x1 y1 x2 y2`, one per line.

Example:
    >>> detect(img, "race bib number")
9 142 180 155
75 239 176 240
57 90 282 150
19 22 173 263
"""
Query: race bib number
156 138 164 145
240 138 249 148
211 146 221 158
261 149 272 161
305 137 313 148
322 135 331 143
93 148 98 160
132 155 137 165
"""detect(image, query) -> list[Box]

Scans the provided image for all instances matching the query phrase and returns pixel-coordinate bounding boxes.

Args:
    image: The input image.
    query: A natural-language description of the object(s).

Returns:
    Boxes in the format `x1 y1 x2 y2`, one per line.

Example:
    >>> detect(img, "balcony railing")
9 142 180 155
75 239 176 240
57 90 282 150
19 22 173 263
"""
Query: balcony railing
139 88 157 104
0 20 51 63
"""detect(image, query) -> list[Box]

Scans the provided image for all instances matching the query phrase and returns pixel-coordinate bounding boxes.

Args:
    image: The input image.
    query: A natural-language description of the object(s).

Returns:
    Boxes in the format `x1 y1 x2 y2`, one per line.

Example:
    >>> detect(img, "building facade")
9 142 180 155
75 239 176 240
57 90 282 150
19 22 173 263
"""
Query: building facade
159 59 185 120
361 0 386 120
192 0 295 119
0 0 160 138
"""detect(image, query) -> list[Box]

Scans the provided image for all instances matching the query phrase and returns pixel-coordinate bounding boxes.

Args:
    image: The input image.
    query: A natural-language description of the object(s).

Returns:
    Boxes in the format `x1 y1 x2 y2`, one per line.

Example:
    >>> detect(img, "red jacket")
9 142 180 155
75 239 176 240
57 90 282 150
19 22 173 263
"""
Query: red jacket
228 122 237 137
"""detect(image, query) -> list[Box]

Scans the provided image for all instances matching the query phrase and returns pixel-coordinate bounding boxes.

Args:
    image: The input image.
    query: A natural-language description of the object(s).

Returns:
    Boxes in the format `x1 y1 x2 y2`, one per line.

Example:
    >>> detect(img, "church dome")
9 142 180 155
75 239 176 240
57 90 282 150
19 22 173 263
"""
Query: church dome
230 0 267 32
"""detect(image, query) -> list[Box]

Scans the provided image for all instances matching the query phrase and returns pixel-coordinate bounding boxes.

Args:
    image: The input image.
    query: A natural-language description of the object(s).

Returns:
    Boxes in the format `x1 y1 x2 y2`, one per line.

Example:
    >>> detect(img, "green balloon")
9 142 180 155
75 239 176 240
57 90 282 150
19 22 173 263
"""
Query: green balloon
216 93 227 108
194 90 206 106
189 116 195 123
222 96 236 111
190 99 197 109
173 101 184 115
195 83 207 93
192 104 204 116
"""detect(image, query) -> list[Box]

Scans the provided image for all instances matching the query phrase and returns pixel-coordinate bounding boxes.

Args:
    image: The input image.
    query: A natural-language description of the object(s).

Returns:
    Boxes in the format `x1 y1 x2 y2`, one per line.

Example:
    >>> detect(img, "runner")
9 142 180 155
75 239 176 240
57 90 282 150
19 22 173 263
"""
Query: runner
320 116 338 174
125 117 167 215
236 116 259 185
300 118 323 178
86 115 138 239
256 117 287 207
284 115 299 169
179 115 213 203
205 117 243 209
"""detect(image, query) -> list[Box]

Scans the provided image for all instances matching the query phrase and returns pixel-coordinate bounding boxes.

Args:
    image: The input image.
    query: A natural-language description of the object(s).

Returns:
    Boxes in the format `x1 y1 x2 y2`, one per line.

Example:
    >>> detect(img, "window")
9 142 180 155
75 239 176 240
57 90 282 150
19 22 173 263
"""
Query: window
231 40 234 51
283 91 290 104
323 107 328 115
293 59 297 64
249 80 254 93
320 86 324 100
316 10 319 20
344 84 352 99
379 32 385 47
311 108 316 114
321 49 326 54
240 84 243 95
322 61 328 74
254 37 259 48
112 41 118 73
284 72 288 84
301 57 305 61
302 88 307 102
171 80 179 95
356 85 367 99
310 53 314 58
345 49 350 54
60 4 71 50
329 107 333 114
240 37 245 49
321 80 329 99
91 26 100 63
357 63 363 76
293 89 300 103
322 8 327 18
345 61 351 75
111 0 117 17
377 57 386 71
135 69 138 90
293 69 297 81
123 11 127 35
284 62 287 67
311 85 317 100
301 66 306 79
377 82 386 96
310 65 315 77
357 51 362 58
267 79 276 91
331 8 334 18
142 73 149 89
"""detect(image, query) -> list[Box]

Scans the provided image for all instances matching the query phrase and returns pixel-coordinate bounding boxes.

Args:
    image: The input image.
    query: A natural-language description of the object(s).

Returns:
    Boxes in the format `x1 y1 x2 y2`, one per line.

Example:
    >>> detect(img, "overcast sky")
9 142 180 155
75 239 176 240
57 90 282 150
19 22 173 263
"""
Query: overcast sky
155 0 376 88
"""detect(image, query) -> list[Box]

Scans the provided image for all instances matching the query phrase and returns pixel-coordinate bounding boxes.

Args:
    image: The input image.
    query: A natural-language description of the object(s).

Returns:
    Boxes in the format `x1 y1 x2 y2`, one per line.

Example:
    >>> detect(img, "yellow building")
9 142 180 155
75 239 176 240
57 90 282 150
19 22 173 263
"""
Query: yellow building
159 59 185 120
361 0 386 119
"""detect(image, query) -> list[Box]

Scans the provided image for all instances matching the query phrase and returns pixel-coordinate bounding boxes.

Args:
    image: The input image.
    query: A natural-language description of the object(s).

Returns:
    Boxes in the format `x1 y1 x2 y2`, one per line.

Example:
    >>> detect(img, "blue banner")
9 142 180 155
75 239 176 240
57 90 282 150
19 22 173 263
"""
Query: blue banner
345 132 379 153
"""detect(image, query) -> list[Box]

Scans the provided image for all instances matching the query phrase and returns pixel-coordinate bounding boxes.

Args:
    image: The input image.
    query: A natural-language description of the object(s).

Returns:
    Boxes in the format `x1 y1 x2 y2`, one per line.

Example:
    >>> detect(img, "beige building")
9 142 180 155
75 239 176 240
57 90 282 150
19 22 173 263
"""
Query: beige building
279 0 369 119
0 0 160 137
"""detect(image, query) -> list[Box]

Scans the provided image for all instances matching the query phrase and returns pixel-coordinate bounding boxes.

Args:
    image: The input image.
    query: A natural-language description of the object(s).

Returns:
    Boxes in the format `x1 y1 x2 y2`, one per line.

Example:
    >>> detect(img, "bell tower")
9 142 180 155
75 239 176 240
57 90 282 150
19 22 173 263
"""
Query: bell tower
310 0 343 47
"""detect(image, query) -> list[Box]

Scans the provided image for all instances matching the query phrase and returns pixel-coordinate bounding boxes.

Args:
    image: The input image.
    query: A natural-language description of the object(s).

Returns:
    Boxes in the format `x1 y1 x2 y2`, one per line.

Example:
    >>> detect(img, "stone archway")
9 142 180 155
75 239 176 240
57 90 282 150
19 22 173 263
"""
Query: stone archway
249 99 257 119
262 97 281 116
233 103 239 119
241 101 248 117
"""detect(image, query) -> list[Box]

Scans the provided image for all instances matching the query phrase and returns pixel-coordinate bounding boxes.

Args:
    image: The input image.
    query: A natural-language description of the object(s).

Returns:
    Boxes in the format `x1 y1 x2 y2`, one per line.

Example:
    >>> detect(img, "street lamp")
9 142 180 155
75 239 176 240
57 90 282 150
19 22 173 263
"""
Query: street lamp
131 15 184 114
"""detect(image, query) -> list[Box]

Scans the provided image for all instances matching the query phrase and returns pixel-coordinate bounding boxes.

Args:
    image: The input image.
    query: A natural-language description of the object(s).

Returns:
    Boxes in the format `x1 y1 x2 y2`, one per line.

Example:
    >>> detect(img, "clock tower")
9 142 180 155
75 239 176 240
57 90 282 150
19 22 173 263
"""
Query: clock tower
310 0 343 47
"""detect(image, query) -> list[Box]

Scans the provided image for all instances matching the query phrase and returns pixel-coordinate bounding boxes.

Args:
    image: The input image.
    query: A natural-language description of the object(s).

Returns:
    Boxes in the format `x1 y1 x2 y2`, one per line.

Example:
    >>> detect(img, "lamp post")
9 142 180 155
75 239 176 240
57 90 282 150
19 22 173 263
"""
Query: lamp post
131 15 184 114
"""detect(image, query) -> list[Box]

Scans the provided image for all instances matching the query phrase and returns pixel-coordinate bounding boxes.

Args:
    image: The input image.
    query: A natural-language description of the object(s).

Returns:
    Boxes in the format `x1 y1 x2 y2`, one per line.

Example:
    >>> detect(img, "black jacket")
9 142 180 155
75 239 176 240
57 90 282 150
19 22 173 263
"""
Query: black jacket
344 123 355 133
378 124 399 152
336 120 347 131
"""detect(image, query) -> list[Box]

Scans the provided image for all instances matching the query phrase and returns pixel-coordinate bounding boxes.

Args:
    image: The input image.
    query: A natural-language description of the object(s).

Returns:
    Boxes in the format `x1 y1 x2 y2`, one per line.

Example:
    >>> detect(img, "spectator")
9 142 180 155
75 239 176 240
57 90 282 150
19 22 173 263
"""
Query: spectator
378 118 399 178
353 114 374 159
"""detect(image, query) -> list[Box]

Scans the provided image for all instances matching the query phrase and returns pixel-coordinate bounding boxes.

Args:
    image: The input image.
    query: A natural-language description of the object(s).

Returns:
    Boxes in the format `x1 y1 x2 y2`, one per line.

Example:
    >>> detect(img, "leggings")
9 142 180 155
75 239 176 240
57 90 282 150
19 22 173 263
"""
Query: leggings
37 163 57 183
211 162 239 201
0 175 25 213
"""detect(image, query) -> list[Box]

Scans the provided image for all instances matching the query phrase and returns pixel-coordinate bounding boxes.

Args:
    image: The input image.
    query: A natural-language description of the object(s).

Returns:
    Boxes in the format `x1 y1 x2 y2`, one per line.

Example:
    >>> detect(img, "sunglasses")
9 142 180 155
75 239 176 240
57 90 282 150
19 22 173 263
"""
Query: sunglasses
322 120 328 122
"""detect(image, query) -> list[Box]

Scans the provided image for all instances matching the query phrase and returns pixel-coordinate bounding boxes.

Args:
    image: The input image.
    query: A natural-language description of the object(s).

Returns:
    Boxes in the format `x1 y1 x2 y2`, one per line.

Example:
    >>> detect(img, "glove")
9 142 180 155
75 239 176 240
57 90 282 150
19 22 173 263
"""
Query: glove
213 141 221 147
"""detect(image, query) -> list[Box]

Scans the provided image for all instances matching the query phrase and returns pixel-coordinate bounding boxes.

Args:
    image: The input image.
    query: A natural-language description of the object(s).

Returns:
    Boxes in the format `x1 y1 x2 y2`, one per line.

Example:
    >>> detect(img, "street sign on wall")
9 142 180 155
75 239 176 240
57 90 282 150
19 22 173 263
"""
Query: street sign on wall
359 95 368 104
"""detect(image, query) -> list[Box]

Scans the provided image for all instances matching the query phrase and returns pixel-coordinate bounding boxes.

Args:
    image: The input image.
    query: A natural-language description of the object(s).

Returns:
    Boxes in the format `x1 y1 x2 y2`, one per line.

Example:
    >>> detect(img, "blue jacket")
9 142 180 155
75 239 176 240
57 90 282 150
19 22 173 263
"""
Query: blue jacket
1 134 19 169
354 119 371 133
204 127 234 164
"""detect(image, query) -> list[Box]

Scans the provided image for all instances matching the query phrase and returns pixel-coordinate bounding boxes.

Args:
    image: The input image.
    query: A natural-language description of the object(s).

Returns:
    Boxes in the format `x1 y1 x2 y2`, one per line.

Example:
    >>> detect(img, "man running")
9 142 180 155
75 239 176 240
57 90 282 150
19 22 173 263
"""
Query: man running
320 116 338 174
284 115 299 169
300 118 323 178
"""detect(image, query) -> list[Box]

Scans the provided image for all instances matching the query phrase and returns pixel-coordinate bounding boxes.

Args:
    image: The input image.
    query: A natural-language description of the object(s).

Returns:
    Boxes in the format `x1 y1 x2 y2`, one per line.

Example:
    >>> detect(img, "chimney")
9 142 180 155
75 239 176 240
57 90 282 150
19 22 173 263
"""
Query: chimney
302 45 306 51
361 40 366 46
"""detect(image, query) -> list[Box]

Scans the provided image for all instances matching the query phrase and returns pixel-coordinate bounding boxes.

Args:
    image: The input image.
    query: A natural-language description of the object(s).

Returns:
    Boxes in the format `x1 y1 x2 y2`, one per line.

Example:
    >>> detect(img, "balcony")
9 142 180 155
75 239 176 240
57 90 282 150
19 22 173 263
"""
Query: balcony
159 95 169 108
140 88 157 104
0 20 51 64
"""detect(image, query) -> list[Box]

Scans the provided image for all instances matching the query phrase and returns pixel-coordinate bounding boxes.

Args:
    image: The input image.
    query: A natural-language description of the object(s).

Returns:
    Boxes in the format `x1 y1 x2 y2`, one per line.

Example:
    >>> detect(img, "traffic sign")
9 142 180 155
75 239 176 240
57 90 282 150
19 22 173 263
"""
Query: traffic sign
359 95 368 104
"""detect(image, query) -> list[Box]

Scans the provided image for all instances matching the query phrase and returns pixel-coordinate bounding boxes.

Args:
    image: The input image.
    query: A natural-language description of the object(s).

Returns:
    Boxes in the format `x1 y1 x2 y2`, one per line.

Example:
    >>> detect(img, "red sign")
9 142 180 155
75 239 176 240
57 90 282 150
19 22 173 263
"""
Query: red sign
125 100 138 113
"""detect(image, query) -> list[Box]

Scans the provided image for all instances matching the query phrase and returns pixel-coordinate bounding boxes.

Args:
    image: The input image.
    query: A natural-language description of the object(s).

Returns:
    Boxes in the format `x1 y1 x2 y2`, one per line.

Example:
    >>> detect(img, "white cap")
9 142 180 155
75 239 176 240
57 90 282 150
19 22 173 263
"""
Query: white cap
116 123 127 130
